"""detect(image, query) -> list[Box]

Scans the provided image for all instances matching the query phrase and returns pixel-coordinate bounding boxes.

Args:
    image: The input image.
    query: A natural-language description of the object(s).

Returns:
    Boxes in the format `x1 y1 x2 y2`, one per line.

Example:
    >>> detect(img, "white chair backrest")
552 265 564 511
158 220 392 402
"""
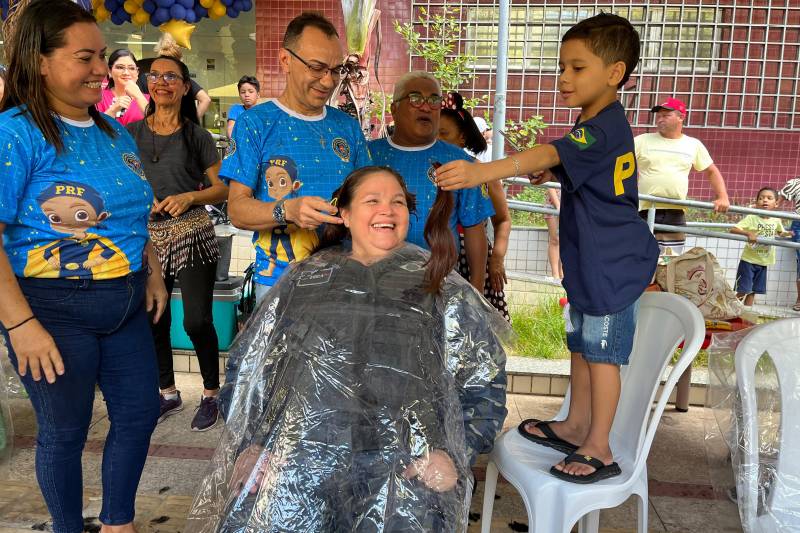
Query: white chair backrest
554 293 705 480
735 318 800 531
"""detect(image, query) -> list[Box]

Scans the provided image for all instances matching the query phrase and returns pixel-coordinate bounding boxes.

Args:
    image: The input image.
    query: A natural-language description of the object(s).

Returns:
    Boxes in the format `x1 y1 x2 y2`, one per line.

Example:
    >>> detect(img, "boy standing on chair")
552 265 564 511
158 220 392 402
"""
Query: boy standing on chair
435 14 659 483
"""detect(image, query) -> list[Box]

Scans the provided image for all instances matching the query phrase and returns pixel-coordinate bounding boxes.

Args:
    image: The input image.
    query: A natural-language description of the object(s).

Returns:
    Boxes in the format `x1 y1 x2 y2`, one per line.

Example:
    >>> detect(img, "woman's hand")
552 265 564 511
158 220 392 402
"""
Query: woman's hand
403 449 458 492
9 319 64 383
488 253 507 293
155 193 194 218
230 444 271 495
111 95 132 114
123 80 144 100
145 268 168 324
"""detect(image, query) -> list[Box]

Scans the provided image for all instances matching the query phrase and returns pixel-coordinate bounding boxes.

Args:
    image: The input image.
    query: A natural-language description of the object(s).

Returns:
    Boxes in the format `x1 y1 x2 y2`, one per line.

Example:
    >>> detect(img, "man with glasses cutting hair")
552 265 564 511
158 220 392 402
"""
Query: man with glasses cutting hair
221 12 372 301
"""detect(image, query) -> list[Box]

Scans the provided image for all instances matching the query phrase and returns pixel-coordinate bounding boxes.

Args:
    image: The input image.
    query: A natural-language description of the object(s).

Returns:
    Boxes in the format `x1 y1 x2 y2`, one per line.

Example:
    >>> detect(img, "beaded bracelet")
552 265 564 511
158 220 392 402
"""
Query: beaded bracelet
509 155 521 176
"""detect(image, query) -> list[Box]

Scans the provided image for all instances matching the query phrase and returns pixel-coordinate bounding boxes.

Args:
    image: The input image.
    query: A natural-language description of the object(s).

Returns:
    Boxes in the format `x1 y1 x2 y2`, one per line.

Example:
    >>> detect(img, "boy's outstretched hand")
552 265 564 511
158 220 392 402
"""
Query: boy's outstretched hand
435 160 483 190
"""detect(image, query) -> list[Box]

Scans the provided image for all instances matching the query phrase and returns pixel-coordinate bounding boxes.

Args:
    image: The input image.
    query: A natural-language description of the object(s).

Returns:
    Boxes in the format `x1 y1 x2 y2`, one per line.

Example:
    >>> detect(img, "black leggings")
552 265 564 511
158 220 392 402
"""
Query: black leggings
152 260 220 391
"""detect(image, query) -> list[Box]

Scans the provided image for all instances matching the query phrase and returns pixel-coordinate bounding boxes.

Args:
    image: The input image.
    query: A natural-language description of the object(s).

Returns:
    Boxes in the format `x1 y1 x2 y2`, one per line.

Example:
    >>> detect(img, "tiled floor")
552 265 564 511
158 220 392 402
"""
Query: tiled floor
0 373 743 532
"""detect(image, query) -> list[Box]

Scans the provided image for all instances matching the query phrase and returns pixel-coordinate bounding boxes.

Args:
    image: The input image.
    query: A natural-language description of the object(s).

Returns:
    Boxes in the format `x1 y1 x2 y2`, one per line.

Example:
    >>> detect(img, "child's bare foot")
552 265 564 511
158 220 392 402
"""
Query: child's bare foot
552 443 613 477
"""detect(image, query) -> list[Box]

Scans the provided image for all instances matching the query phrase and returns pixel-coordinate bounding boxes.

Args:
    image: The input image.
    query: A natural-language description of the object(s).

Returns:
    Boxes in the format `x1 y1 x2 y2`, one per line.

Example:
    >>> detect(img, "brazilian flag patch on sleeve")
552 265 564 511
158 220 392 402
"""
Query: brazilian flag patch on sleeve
566 127 596 151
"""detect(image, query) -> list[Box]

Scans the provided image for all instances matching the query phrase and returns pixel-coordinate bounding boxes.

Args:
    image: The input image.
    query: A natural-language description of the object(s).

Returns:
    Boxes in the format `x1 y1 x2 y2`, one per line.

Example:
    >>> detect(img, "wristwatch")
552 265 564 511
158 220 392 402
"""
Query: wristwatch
273 199 287 225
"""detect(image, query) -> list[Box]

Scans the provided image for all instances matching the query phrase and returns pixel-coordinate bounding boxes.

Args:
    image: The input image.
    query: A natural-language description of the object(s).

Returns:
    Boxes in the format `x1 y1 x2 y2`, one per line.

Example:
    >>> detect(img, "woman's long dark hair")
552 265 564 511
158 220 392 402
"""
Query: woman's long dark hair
144 56 204 175
1 0 116 152
106 48 138 90
441 91 487 156
317 166 456 294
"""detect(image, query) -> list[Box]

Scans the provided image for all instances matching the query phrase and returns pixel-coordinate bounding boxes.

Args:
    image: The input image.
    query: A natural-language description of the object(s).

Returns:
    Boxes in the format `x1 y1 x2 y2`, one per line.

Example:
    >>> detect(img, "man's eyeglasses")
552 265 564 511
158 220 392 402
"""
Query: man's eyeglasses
145 72 184 84
396 92 443 109
112 65 138 72
285 48 345 80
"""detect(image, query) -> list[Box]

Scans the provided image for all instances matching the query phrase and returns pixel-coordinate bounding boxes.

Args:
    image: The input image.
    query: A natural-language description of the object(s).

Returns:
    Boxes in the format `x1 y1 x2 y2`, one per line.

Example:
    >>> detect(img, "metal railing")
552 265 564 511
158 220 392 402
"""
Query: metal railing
505 178 800 251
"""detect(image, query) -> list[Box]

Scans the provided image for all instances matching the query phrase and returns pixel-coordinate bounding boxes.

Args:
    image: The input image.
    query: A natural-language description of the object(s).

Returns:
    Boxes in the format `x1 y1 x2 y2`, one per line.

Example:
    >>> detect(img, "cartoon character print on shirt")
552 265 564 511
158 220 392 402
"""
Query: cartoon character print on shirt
24 181 130 279
255 156 319 279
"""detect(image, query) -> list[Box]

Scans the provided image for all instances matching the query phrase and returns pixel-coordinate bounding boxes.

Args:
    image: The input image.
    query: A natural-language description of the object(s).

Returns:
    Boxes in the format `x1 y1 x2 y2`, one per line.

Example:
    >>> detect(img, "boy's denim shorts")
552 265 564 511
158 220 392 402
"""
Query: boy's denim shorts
735 259 767 294
566 299 639 366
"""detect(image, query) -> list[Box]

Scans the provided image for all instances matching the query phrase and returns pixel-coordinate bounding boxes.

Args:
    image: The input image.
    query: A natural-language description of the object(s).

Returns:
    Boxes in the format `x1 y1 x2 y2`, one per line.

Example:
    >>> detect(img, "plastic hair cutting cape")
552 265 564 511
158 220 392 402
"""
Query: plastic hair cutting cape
187 244 511 533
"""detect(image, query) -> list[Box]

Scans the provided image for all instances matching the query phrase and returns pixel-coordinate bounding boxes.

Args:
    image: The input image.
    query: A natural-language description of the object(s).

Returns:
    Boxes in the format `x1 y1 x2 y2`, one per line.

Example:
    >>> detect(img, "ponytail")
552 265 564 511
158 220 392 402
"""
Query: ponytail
423 188 456 294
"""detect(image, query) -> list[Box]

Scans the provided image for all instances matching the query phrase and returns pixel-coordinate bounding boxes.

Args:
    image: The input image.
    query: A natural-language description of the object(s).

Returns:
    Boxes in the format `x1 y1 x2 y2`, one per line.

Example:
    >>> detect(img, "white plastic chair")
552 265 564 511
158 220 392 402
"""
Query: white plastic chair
481 292 705 533
735 318 800 533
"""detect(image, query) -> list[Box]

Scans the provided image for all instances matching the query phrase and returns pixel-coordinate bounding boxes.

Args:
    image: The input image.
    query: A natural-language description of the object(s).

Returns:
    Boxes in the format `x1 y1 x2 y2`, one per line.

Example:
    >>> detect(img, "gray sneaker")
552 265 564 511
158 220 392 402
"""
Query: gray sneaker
191 396 219 432
158 391 183 423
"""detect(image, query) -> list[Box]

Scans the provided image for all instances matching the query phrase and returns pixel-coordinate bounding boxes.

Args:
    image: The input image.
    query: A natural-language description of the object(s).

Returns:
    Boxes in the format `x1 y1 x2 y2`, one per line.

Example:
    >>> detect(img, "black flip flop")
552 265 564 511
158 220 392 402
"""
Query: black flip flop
517 419 580 455
550 452 621 484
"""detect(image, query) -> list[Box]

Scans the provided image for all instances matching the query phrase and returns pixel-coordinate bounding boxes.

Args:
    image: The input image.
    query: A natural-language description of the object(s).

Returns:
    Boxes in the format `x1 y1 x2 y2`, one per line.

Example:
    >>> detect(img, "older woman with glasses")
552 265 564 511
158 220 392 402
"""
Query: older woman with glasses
96 48 149 125
127 56 228 432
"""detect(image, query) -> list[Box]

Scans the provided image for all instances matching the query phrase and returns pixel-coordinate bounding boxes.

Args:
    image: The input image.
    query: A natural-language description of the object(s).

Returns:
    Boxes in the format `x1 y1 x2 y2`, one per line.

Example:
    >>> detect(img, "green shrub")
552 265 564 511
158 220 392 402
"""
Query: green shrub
510 298 569 359
509 187 548 227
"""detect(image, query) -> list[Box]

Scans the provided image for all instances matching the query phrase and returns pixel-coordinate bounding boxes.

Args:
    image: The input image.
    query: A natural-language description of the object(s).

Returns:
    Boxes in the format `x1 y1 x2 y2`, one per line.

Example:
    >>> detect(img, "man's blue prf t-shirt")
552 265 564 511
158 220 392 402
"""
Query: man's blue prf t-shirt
369 137 494 249
220 99 372 287
0 108 153 280
550 101 659 315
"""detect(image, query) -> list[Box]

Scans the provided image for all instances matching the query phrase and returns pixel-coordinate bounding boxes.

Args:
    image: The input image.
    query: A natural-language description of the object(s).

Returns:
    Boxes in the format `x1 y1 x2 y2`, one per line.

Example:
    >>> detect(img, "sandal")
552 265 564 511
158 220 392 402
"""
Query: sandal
550 452 621 484
518 419 580 454
792 303 800 312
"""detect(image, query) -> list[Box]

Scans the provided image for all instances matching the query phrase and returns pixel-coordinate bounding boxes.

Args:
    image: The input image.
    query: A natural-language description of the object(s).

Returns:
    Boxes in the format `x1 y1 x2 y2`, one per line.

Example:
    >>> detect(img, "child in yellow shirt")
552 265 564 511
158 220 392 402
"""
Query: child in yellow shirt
730 187 792 306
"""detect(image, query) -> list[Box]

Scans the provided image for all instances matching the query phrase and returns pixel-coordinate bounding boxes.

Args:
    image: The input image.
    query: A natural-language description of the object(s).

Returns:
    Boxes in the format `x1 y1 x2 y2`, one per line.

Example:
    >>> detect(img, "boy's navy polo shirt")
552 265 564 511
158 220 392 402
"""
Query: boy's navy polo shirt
550 101 659 316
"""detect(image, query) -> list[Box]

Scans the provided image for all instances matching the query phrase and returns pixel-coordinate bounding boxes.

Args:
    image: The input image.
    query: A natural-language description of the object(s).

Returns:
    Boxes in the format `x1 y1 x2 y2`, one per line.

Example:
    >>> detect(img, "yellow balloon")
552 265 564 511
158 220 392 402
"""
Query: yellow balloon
199 0 214 8
209 2 226 19
95 5 110 22
132 9 150 26
123 0 138 14
159 19 196 50
92 0 103 8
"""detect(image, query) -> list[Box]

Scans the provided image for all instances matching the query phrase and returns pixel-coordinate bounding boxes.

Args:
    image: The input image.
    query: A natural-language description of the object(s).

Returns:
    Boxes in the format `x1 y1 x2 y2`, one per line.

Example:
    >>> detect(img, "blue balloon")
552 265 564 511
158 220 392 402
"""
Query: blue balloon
156 0 173 8
104 0 121 11
194 5 208 18
111 8 130 25
169 4 186 19
153 6 169 24
220 0 233 6
179 0 194 8
184 9 197 23
226 6 238 17
241 0 252 11
142 0 157 14
233 0 243 10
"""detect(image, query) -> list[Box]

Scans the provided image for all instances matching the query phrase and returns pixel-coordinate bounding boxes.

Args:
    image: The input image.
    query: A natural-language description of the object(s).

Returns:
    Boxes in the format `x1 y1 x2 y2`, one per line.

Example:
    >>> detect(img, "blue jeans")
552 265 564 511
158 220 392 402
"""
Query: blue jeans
2 271 160 533
566 299 640 365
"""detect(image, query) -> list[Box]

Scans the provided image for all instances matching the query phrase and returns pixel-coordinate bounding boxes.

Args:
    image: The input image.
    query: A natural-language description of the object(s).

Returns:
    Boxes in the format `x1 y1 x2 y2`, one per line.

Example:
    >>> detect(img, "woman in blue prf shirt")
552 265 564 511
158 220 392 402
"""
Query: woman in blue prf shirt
0 2 168 532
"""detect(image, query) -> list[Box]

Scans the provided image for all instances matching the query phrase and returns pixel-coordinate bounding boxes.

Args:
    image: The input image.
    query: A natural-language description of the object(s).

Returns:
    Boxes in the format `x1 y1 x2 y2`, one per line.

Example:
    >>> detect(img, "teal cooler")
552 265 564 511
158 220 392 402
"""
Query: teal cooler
170 276 243 351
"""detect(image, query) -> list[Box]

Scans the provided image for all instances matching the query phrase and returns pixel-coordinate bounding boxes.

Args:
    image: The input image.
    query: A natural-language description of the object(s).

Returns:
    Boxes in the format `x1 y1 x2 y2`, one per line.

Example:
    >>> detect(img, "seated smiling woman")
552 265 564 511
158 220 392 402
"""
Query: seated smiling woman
185 166 511 533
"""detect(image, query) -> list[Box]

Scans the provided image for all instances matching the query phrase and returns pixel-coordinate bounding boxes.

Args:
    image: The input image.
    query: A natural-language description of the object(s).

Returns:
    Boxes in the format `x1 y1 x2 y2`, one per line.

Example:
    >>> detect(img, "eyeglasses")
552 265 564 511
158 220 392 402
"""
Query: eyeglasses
113 64 138 72
145 71 184 84
396 92 443 109
285 48 345 80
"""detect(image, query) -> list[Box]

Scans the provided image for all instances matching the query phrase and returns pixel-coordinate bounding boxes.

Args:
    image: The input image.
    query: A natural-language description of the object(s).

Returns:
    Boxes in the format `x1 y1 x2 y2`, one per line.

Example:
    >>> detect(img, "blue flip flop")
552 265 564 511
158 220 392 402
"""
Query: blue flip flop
517 419 580 455
550 452 621 484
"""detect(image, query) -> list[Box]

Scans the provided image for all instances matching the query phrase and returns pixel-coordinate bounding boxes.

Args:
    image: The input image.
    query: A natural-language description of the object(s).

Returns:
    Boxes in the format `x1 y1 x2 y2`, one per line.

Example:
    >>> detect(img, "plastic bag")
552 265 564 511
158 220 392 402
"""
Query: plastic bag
656 247 744 320
186 244 512 533
705 320 800 532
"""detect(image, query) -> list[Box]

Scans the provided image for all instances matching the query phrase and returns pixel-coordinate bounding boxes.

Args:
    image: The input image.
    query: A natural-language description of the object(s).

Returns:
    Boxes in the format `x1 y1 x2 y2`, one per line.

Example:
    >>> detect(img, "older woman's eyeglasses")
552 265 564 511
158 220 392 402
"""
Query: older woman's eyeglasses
285 48 346 80
146 72 183 84
396 92 443 109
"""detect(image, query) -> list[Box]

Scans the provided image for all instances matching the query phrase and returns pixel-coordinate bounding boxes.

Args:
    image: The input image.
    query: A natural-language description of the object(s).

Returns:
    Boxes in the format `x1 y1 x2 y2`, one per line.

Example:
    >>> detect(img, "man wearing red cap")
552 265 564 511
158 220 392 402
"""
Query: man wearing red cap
635 97 729 254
